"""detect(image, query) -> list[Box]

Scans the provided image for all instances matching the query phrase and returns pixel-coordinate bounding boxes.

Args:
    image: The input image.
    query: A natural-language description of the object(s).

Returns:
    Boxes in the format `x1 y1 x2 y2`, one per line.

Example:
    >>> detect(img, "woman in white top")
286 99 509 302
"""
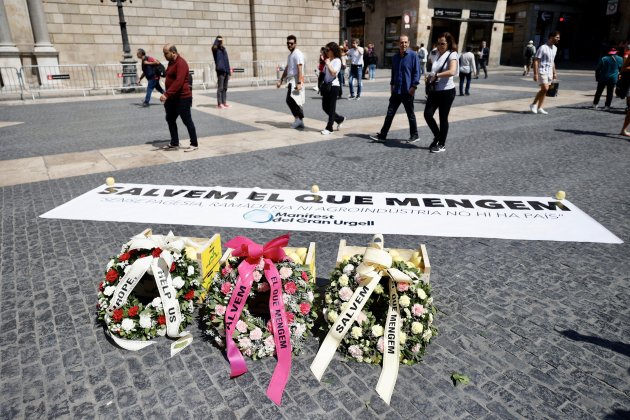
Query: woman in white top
321 42 346 135
423 32 458 153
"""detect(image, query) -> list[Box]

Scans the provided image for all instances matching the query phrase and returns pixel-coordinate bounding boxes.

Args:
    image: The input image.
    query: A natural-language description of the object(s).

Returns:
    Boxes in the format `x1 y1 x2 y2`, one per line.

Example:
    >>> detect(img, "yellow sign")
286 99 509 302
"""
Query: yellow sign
200 234 222 286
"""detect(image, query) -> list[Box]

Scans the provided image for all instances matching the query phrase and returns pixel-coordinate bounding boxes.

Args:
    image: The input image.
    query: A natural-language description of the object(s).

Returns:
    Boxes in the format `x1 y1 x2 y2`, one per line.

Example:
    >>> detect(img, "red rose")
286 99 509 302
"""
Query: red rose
119 252 131 261
128 249 136 256
299 302 311 315
266 319 274 333
139 254 147 258
98 282 104 292
286 312 295 324
301 271 309 282
152 248 162 258
284 282 297 295
112 309 123 322
170 262 176 272
157 315 166 325
127 306 139 317
105 269 119 283
221 282 233 295
184 290 195 300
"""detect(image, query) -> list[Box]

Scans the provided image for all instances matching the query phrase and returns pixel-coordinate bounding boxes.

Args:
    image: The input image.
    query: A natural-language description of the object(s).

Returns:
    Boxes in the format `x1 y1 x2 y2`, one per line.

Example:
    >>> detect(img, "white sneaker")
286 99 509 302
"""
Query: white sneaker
291 119 304 129
593 104 599 110
529 104 538 114
537 108 548 115
336 117 345 131
321 129 333 135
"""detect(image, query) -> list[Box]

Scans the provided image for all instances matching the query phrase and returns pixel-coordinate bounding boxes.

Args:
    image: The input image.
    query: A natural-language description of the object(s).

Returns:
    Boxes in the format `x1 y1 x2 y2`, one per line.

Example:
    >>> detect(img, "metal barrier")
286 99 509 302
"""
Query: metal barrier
21 64 94 99
228 60 266 87
188 61 212 90
92 63 141 94
0 67 24 99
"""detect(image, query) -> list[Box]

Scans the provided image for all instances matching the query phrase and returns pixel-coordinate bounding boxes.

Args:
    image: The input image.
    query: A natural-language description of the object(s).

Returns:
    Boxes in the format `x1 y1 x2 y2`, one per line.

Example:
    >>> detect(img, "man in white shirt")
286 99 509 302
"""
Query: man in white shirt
277 35 305 128
458 46 476 96
530 31 560 115
418 43 428 77
347 39 364 100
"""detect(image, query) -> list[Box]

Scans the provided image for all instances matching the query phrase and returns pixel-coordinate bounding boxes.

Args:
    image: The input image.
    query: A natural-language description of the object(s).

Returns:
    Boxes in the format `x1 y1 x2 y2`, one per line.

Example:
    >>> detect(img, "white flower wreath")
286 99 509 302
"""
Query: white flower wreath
322 253 436 366
97 233 201 346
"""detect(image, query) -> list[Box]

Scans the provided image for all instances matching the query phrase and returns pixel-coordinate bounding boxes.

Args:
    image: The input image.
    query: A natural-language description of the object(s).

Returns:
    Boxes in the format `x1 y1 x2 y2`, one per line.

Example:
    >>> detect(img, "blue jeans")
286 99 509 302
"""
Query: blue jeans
459 72 472 95
349 65 363 97
144 78 164 104
368 64 376 80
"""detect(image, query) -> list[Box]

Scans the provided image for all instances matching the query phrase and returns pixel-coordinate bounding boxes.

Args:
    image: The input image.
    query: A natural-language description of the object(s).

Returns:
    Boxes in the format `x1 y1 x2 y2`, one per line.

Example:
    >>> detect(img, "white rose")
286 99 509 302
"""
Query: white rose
106 259 115 270
103 286 116 296
157 328 167 336
422 329 433 341
351 327 363 339
417 288 427 300
427 297 433 305
371 325 384 337
172 276 185 289
399 332 407 344
139 314 152 329
307 291 314 302
325 294 332 304
327 311 338 323
374 284 384 295
187 265 195 276
411 322 423 335
399 295 411 307
121 318 135 332
338 274 349 287
342 264 354 275
151 297 162 309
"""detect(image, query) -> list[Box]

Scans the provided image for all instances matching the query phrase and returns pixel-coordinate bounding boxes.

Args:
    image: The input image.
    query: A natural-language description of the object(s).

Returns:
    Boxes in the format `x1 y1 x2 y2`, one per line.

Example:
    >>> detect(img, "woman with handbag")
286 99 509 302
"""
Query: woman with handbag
320 42 345 135
424 32 458 153
619 55 630 137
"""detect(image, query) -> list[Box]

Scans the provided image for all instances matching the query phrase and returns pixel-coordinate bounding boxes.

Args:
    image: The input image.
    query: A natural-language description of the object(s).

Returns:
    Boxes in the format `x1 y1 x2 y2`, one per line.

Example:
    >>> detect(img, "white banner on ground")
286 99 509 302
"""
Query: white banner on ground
40 183 622 244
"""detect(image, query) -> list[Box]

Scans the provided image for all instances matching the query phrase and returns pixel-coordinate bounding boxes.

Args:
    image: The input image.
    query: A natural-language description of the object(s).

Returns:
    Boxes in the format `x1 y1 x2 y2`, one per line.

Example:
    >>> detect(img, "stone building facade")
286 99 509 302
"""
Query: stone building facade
0 0 339 68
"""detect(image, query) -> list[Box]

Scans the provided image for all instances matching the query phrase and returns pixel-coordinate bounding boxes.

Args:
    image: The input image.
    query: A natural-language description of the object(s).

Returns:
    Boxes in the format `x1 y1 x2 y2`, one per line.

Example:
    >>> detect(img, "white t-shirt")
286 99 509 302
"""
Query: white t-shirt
535 44 557 76
458 51 476 74
419 47 428 63
286 48 304 78
431 51 458 91
324 58 341 86
347 47 364 66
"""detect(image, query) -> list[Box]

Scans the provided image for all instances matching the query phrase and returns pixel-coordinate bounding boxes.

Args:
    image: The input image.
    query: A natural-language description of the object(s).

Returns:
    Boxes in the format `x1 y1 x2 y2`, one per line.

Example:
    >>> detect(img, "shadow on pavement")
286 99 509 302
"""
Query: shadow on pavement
558 329 630 358
555 128 622 139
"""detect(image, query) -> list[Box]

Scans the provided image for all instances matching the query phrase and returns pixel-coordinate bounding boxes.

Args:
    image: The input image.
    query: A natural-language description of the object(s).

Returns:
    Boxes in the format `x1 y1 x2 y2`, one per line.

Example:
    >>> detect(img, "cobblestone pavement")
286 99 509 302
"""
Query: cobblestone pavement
1 67 629 419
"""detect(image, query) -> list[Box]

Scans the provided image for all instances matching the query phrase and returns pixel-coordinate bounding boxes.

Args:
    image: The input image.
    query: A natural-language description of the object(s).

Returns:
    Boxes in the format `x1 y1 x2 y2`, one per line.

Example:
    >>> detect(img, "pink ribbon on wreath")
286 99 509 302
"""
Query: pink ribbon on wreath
223 234 293 405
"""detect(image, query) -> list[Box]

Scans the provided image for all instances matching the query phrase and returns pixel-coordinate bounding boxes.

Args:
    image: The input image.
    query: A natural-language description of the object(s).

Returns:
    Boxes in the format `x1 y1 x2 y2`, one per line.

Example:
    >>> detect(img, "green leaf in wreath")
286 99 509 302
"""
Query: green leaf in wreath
451 372 470 387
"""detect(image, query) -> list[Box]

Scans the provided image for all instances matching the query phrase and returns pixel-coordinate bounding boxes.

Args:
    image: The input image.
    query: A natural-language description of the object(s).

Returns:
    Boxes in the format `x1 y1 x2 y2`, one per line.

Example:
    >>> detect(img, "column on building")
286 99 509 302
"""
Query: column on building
0 0 23 87
25 0 58 66
489 0 507 67
459 9 470 52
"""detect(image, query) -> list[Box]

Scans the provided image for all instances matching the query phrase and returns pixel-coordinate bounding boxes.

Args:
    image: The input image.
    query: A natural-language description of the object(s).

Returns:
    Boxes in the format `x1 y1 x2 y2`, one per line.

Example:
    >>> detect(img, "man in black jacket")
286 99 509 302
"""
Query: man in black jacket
212 36 232 109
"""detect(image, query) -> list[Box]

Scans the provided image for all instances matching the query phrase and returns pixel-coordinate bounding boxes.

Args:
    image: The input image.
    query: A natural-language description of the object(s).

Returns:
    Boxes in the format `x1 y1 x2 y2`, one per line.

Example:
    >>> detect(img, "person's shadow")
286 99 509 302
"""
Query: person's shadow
557 329 630 357
349 133 430 150
555 128 623 139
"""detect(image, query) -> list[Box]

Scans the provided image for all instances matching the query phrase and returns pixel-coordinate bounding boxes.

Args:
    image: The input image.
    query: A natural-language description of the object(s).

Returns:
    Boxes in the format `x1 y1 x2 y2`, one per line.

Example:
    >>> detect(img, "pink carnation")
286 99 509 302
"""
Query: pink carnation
252 271 263 282
356 311 367 325
264 335 275 349
348 345 363 358
377 337 384 353
397 282 410 292
412 344 421 353
215 304 226 316
221 282 233 295
284 282 297 295
249 327 263 340
412 304 425 317
279 267 293 279
339 286 353 302
299 302 311 315
221 265 232 276
286 312 295 324
236 320 248 333
301 271 309 282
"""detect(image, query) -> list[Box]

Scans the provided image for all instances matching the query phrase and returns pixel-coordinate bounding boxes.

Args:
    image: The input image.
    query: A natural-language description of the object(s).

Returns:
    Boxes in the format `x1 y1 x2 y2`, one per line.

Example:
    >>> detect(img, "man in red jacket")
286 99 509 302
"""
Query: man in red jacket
159 44 198 151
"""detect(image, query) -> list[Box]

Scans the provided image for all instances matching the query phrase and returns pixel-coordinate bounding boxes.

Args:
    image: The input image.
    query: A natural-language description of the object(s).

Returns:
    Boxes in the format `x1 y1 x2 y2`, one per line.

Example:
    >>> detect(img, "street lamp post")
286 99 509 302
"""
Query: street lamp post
101 0 137 91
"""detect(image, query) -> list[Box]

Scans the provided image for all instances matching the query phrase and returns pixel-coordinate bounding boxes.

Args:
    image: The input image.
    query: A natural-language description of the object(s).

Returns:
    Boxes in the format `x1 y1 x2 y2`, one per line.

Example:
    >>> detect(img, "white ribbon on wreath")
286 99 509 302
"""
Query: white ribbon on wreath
106 232 201 352
310 234 415 405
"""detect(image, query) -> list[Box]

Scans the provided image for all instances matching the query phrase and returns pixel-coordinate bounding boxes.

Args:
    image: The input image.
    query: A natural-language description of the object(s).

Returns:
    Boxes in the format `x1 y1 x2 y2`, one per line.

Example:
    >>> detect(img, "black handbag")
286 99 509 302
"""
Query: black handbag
425 52 452 95
616 72 630 99
546 81 559 97
320 81 333 96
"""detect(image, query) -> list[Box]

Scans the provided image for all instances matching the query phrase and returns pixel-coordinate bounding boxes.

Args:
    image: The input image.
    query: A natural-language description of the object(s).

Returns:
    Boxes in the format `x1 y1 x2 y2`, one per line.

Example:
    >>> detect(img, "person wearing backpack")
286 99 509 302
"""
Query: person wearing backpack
594 47 623 110
136 48 165 107
523 40 536 76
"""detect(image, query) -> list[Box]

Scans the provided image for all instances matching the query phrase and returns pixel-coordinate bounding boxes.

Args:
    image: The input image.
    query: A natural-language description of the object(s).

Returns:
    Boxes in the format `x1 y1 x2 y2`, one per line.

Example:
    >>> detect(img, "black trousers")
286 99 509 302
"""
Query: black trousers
286 85 304 119
164 96 198 147
593 81 615 107
379 92 418 138
424 88 456 146
217 72 229 105
321 85 344 131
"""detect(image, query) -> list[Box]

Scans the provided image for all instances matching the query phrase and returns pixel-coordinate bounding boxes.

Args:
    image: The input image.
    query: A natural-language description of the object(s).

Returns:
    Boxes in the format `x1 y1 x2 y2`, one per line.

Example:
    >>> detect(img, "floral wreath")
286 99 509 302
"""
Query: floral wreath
97 233 201 346
203 252 317 359
322 253 436 366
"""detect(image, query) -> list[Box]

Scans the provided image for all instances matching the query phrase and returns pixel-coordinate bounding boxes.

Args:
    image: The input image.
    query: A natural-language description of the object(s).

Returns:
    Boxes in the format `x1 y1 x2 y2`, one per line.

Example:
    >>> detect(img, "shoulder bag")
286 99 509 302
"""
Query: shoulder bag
426 52 452 95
